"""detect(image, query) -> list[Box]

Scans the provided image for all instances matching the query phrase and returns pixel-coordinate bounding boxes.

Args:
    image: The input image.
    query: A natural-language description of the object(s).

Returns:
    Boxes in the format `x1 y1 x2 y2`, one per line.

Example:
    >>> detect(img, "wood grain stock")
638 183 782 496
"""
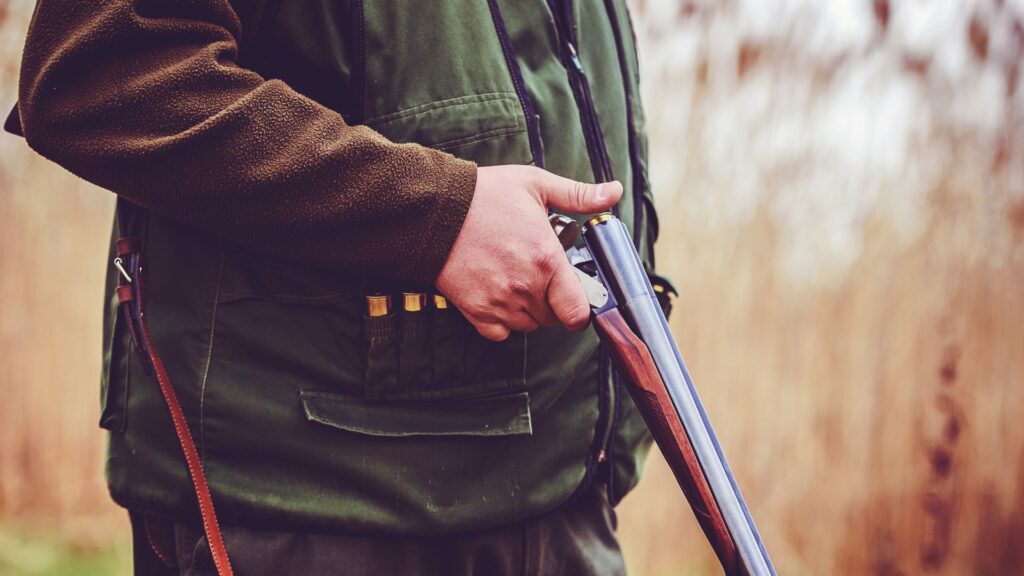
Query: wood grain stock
595 308 744 576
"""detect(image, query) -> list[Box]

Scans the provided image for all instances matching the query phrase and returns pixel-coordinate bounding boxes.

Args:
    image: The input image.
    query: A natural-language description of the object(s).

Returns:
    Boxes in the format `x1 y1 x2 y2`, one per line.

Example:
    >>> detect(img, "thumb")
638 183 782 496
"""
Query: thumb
537 171 623 214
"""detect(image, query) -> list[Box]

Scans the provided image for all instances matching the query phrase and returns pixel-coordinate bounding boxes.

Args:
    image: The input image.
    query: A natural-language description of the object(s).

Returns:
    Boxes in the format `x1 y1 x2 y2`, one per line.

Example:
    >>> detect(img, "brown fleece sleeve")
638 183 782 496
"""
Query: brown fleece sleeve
17 0 477 285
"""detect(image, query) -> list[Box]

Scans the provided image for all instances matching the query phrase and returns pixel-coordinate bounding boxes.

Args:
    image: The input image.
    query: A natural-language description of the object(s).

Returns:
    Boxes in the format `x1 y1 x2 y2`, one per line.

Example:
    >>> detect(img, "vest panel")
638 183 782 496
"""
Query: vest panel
103 0 659 533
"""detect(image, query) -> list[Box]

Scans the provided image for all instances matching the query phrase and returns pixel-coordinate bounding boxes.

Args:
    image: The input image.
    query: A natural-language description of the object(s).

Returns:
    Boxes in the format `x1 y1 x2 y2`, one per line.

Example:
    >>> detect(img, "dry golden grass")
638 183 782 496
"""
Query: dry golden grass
614 3 1024 574
618 194 1024 575
0 151 125 547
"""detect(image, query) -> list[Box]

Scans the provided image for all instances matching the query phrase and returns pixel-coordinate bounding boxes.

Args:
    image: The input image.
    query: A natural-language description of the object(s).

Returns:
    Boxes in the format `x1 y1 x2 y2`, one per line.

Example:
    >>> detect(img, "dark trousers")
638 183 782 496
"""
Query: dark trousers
131 482 626 576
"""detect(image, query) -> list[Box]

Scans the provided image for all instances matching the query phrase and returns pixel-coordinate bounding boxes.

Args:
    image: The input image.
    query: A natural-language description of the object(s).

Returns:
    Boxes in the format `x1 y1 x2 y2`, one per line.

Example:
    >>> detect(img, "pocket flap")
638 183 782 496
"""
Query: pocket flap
365 92 525 151
300 390 533 437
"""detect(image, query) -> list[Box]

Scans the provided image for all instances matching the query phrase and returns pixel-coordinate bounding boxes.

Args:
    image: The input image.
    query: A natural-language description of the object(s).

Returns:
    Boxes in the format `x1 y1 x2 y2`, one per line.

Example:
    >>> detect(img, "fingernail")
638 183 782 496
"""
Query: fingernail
595 183 608 202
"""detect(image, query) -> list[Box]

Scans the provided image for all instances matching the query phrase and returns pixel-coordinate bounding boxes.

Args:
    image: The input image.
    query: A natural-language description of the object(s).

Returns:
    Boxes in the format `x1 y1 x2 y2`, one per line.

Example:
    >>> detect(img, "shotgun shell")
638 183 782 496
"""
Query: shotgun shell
403 292 426 313
366 294 390 317
432 295 448 310
585 212 613 230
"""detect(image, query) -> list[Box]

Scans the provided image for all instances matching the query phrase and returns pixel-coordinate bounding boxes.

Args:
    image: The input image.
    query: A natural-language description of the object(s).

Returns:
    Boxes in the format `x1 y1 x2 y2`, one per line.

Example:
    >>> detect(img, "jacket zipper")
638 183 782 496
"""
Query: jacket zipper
487 0 546 168
548 0 616 186
602 0 646 248
547 0 620 481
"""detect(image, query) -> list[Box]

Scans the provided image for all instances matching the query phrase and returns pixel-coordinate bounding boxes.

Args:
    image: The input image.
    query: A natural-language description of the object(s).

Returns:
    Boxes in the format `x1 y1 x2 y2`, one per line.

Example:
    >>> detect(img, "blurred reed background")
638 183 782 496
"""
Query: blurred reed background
1 0 1022 574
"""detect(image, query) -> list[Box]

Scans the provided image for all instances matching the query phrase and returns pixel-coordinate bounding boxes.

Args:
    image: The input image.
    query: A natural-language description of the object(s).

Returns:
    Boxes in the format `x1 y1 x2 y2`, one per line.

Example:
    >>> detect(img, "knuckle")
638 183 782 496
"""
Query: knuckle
486 327 511 342
532 163 548 183
522 236 547 257
483 294 507 314
573 180 589 207
509 319 535 333
532 250 561 275
506 278 532 297
465 297 490 318
526 165 546 187
466 296 501 323
533 307 557 327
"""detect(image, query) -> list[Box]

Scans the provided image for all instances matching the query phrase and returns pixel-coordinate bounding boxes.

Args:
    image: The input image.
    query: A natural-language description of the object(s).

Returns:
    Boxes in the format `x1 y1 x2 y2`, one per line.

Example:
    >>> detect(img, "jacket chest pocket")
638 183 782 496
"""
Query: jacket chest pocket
355 1 538 166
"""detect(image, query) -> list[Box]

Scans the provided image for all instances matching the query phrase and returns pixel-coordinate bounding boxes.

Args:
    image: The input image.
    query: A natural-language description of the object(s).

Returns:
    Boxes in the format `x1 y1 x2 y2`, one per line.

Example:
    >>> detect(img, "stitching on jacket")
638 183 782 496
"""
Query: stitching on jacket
434 124 525 151
198 251 226 461
143 514 175 568
603 0 645 250
352 0 366 122
364 91 519 126
521 332 528 389
486 0 545 168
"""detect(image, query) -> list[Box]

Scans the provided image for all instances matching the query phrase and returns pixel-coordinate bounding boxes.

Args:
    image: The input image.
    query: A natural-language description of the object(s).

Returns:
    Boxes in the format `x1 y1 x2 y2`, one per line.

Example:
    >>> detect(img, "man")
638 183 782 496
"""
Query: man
13 0 666 574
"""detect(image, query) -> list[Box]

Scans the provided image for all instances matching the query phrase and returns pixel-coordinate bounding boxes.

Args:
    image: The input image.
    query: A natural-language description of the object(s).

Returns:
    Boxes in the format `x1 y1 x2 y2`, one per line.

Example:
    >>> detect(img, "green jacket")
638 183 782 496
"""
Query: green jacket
20 0 662 534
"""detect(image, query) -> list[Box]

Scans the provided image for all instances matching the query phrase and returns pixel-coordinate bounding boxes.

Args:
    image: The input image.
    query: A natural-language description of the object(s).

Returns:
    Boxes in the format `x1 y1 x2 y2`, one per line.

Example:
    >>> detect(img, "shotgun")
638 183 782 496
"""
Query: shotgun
550 212 776 576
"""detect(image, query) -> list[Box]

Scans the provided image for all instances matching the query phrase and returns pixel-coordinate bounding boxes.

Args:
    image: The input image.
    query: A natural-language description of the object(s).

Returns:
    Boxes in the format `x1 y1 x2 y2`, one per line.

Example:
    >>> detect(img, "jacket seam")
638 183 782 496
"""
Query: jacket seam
351 0 366 122
198 251 226 461
486 0 545 168
365 91 520 126
603 0 646 249
556 347 608 510
435 124 525 151
521 332 528 390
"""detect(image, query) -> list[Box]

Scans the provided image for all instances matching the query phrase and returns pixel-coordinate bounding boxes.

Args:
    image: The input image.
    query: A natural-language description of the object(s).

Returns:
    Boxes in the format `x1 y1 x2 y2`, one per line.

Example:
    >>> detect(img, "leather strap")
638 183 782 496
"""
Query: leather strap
115 284 134 304
135 272 234 576
115 236 141 257
114 200 234 576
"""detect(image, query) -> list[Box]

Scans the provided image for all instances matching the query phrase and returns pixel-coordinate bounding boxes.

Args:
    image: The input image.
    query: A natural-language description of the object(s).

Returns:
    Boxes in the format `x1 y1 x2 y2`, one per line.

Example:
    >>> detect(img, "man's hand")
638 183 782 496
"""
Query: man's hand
436 165 623 342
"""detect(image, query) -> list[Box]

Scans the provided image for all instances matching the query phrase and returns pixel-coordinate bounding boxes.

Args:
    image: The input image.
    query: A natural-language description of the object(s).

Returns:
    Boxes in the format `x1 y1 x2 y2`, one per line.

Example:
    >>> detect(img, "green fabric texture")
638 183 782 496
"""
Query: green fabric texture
96 0 661 534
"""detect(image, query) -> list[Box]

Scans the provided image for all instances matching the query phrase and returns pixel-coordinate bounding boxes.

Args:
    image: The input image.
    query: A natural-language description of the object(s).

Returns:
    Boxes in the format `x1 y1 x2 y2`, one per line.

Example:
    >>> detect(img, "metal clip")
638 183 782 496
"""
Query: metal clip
113 257 132 284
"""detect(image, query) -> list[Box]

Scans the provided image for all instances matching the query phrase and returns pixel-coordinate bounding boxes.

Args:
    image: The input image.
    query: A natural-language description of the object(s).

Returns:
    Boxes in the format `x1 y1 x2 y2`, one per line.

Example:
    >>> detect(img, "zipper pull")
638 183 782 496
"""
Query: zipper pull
567 42 585 75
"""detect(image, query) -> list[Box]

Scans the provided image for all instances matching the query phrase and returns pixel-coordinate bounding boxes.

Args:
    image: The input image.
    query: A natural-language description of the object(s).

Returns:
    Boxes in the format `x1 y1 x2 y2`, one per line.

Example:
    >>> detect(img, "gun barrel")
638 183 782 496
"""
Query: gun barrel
583 214 775 576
